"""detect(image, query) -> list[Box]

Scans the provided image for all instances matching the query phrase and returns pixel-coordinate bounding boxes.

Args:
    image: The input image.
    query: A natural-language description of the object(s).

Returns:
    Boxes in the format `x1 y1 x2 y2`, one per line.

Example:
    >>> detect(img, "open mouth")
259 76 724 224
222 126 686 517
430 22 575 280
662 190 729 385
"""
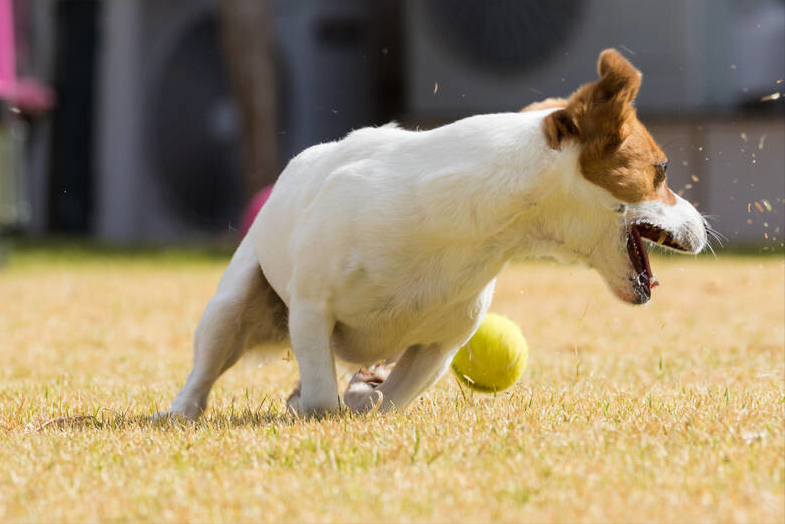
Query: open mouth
626 223 688 302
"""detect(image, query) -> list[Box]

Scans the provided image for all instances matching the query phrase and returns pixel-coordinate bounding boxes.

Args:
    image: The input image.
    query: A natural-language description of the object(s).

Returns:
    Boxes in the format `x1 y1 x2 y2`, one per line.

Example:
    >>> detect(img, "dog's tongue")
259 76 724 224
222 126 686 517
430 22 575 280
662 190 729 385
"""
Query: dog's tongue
631 226 659 289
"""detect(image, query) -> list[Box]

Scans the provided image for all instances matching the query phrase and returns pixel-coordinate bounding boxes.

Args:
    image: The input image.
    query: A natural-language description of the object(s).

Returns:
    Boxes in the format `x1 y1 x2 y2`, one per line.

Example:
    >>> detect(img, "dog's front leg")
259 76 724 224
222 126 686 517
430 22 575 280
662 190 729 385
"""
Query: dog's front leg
286 302 341 417
344 344 454 413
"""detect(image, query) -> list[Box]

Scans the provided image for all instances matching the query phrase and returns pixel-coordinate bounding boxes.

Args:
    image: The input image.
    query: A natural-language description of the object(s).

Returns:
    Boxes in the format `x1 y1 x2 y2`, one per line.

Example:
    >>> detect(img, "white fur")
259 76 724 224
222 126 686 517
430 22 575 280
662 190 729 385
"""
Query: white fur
159 109 706 419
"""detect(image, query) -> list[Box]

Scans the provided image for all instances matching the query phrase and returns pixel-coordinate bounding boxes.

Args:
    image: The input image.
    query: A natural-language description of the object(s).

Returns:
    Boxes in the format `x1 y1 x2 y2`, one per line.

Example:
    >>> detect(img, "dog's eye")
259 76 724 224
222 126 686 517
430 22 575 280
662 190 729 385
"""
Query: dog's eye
653 161 667 187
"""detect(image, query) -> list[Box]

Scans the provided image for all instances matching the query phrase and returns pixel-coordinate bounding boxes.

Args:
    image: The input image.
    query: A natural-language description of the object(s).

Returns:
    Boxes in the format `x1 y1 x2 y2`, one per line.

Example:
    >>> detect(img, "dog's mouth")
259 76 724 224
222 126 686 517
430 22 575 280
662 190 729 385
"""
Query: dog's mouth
626 223 689 303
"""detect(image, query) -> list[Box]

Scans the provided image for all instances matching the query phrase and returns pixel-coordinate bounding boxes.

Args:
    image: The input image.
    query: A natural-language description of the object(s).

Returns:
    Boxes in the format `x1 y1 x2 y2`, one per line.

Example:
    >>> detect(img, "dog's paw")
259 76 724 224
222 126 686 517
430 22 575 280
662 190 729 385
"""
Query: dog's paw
343 363 392 413
149 397 205 422
286 383 343 419
285 384 304 417
148 409 197 423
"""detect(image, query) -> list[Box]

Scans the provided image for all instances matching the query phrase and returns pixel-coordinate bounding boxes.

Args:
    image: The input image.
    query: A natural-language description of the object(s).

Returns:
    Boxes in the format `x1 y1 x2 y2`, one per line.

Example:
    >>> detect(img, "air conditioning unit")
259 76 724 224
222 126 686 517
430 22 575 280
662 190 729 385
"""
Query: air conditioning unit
403 0 784 118
273 0 398 163
94 0 397 242
94 0 244 242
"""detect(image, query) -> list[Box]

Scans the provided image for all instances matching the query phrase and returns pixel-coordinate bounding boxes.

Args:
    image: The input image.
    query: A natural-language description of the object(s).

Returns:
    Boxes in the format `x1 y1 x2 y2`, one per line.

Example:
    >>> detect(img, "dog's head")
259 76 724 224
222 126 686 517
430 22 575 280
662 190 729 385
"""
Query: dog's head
525 49 707 304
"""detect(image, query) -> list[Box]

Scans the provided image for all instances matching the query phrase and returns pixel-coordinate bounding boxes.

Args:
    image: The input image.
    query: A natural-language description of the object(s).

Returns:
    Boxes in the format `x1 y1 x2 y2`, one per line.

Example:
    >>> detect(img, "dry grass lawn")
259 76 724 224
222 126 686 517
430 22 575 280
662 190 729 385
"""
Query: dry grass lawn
0 244 783 523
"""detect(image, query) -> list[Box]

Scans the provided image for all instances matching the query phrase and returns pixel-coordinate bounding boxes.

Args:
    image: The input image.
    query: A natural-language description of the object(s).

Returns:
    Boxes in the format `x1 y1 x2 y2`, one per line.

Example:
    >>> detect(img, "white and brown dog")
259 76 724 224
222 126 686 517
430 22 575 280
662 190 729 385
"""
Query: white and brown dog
159 49 707 419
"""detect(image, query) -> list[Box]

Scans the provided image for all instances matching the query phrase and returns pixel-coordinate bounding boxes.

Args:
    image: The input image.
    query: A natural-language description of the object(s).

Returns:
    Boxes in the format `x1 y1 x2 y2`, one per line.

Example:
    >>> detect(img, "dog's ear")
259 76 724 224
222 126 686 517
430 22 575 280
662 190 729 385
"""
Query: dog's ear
594 48 642 104
542 108 580 150
575 49 640 153
541 50 640 152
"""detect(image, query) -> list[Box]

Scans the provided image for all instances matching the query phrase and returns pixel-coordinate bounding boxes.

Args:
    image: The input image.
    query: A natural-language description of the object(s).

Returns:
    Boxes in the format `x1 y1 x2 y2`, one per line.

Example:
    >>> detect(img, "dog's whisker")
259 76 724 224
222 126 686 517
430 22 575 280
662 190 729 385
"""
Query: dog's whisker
709 228 727 242
707 229 725 248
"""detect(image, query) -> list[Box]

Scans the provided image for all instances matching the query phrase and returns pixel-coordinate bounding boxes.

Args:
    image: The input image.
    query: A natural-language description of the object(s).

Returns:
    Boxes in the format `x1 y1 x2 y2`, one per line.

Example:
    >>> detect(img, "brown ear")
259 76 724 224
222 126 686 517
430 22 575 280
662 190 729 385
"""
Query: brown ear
595 48 642 104
542 108 580 150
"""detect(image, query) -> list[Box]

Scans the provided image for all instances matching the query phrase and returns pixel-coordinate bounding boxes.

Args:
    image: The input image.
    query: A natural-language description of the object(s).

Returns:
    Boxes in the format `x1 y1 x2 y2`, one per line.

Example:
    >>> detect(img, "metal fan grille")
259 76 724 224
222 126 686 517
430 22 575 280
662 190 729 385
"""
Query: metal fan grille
149 16 244 231
422 0 582 75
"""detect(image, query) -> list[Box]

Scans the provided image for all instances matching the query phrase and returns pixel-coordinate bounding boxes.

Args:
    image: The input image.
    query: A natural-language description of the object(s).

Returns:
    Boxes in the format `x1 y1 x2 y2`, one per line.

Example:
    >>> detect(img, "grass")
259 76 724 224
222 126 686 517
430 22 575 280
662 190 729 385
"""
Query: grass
0 242 783 523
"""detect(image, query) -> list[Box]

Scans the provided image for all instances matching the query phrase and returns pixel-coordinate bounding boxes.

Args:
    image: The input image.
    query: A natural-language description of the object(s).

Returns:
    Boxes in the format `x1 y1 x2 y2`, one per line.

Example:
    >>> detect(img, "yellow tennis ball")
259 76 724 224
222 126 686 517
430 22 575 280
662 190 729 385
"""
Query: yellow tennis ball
451 313 528 392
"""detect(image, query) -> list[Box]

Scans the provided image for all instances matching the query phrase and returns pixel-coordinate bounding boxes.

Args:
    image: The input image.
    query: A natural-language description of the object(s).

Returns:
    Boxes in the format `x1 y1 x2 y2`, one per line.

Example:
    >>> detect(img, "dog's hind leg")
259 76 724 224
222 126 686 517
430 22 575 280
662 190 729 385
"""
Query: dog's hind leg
157 237 288 420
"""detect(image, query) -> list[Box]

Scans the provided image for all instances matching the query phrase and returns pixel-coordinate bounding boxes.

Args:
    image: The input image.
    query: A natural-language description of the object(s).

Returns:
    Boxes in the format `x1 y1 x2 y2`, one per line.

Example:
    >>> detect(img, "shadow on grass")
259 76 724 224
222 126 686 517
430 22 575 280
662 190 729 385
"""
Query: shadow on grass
22 404 297 433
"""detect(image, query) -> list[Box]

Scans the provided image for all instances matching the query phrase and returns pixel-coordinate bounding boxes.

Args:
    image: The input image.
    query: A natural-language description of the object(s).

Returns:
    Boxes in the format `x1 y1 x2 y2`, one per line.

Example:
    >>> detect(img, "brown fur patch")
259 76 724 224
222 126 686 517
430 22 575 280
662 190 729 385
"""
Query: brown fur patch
521 97 568 112
529 49 675 205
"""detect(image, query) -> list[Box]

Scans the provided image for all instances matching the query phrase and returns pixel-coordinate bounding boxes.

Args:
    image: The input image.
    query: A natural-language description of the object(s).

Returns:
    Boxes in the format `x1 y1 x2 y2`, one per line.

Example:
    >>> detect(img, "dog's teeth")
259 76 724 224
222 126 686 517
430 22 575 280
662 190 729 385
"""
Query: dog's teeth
657 232 667 244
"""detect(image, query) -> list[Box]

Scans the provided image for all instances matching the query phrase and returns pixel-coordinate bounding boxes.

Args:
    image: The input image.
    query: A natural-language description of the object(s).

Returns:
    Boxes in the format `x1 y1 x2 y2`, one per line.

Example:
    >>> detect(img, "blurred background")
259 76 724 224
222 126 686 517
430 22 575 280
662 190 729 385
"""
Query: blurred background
0 0 783 248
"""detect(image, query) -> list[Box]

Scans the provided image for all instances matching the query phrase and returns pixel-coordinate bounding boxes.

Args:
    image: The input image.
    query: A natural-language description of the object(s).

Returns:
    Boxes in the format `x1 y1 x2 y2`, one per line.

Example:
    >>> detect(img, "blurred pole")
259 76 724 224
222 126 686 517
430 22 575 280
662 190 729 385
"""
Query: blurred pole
0 117 31 229
218 0 277 198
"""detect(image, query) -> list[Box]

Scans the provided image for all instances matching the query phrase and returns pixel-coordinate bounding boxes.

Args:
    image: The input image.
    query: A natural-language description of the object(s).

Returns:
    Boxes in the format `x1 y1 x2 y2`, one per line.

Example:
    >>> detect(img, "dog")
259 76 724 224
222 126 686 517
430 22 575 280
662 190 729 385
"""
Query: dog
158 49 707 419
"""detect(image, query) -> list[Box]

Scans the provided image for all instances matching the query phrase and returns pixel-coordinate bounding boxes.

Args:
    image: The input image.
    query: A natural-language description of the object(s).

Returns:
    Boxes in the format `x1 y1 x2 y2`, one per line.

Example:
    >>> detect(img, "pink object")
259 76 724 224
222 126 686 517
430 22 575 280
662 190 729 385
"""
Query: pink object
0 0 55 112
240 184 274 236
0 0 15 85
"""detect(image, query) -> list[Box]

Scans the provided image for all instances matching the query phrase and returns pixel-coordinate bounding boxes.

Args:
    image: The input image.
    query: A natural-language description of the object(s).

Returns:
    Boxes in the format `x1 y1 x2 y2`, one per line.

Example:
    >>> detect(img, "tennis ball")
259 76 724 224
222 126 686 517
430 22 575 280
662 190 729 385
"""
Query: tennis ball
451 313 528 392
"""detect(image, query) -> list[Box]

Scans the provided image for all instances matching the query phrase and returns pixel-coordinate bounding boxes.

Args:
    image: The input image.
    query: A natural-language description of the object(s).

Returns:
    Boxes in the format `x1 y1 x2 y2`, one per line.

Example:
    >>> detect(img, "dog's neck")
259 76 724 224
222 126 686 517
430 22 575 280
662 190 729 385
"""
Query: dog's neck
497 143 609 265
412 112 600 265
